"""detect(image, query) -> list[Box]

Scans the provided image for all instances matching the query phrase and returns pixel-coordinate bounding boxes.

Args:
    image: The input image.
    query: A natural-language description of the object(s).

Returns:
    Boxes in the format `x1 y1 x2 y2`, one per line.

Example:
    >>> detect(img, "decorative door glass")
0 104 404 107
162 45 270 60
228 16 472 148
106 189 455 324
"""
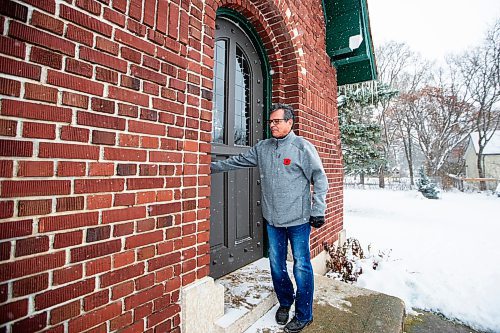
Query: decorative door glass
212 40 227 144
234 46 251 146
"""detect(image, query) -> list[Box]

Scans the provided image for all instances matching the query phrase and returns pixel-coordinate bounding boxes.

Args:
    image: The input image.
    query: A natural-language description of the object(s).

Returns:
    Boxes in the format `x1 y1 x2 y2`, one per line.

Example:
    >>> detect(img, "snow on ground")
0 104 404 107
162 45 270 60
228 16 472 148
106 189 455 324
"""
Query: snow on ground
344 188 500 333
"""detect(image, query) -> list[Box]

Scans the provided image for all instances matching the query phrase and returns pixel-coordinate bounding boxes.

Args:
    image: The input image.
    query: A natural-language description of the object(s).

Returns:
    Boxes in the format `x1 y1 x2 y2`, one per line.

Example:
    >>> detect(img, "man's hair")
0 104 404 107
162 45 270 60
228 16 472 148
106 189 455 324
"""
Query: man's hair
270 103 295 123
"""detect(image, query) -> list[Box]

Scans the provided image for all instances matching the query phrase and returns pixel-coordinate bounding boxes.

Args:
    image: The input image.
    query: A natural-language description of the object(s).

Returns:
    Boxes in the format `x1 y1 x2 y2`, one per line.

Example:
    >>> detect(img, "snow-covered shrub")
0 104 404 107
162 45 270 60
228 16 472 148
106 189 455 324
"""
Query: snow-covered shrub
324 238 391 283
416 166 439 199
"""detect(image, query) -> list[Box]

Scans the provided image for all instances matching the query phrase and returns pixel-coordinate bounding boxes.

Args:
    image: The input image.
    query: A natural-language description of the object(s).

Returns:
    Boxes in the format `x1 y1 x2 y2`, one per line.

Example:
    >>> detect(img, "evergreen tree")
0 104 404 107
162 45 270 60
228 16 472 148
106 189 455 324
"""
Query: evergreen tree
340 119 382 178
416 166 439 199
338 83 387 180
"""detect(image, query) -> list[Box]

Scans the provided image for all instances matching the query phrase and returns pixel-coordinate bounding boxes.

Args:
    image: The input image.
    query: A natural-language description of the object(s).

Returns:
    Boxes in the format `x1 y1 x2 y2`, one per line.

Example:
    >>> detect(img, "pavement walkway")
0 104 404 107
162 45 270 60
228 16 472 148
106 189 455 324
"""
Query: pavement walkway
404 312 485 333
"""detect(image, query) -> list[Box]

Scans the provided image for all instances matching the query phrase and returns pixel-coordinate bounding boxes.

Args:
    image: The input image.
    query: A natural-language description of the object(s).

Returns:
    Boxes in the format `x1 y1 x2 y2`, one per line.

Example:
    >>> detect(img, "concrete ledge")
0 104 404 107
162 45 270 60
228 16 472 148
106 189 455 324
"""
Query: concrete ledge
311 250 329 276
181 276 225 333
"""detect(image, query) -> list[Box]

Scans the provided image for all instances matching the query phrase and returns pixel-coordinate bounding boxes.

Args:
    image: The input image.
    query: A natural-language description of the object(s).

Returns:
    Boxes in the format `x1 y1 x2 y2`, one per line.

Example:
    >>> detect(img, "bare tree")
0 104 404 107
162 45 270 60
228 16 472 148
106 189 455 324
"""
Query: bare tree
374 41 412 187
390 93 418 184
376 41 412 88
451 19 500 190
375 41 433 185
408 85 474 176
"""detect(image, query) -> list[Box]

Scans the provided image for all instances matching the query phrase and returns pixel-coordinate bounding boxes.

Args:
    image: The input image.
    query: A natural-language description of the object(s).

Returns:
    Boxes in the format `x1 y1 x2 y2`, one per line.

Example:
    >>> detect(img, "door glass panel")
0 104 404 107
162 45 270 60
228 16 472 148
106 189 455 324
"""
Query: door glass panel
234 45 251 146
212 40 227 144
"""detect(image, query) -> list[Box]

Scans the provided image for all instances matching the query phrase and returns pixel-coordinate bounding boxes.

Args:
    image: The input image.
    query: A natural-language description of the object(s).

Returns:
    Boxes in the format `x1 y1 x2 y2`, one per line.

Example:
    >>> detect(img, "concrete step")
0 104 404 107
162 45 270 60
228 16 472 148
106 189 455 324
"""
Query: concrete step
214 259 278 333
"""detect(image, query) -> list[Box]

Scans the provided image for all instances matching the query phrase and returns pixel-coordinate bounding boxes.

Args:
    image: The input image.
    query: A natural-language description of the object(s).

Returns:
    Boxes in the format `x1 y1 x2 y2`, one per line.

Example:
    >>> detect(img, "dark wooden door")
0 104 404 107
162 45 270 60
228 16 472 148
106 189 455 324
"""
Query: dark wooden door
210 17 265 279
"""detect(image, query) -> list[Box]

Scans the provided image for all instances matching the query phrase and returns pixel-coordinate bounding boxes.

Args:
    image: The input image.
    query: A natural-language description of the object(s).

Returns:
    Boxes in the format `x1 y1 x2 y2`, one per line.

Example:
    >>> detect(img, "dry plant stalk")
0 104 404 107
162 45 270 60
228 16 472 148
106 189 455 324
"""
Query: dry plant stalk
324 238 364 283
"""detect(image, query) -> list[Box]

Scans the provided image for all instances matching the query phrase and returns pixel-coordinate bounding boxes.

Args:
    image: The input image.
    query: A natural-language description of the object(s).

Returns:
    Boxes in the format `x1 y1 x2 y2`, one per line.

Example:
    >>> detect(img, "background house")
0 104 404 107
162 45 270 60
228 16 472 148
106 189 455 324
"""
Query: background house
0 0 376 332
464 131 500 190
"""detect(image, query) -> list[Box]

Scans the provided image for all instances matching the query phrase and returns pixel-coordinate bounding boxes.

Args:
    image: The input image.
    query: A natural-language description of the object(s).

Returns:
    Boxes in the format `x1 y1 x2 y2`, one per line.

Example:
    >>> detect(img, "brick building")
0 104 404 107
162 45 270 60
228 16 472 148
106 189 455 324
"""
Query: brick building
0 0 375 332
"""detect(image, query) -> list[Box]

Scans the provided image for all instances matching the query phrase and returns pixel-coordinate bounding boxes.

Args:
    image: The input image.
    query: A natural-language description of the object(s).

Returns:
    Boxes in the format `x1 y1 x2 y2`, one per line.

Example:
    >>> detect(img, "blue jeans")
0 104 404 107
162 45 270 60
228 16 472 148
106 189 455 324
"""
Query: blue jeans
266 222 314 322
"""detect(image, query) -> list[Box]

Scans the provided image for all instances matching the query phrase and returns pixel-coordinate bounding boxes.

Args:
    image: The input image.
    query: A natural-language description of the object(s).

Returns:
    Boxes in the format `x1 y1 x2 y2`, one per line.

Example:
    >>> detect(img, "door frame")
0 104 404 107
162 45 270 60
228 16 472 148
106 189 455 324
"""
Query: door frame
212 7 273 263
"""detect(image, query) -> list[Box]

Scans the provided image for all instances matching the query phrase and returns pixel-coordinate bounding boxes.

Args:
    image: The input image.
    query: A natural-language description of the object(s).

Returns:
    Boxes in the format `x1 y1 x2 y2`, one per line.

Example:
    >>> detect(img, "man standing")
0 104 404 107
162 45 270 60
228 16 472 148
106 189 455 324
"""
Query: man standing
210 103 329 333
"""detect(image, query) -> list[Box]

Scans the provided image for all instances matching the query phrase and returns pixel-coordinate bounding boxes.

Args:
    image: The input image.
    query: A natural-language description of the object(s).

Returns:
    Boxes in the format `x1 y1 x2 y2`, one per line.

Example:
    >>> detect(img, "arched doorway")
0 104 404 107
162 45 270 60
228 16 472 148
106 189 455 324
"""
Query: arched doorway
209 14 268 279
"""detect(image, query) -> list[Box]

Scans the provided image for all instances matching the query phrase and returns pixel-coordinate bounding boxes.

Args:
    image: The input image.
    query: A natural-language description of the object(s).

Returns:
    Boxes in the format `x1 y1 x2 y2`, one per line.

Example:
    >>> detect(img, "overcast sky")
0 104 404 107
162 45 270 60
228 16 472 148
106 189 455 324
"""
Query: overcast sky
368 0 500 62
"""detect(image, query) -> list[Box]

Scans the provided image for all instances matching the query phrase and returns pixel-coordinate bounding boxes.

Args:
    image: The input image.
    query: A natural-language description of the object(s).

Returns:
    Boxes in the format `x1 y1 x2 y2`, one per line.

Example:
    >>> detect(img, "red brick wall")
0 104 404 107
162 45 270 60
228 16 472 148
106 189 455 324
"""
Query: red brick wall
0 0 342 331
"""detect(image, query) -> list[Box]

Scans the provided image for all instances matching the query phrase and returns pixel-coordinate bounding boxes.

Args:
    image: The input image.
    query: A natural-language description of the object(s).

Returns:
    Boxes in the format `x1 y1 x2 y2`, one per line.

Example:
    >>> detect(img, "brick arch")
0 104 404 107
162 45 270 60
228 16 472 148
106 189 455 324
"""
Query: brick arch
211 0 303 104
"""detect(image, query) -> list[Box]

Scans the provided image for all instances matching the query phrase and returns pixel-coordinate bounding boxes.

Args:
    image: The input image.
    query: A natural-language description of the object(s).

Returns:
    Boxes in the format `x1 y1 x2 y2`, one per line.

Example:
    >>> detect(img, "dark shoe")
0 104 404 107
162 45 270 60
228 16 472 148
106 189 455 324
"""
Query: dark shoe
284 316 313 333
275 306 290 325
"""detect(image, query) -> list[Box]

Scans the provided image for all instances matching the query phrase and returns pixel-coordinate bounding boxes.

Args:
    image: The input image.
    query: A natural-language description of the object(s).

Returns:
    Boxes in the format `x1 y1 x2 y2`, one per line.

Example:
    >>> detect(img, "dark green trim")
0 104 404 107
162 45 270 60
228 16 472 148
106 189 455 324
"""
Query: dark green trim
321 0 328 30
216 8 272 139
322 0 377 85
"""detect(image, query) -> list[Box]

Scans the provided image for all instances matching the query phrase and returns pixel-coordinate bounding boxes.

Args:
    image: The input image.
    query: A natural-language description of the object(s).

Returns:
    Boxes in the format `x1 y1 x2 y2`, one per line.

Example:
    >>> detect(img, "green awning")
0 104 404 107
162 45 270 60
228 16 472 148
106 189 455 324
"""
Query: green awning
322 0 377 85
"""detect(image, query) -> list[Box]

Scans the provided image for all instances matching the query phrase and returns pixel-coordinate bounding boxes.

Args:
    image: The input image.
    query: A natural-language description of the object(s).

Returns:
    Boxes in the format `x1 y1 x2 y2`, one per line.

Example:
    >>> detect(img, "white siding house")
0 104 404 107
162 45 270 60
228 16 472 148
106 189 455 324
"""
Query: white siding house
464 131 500 190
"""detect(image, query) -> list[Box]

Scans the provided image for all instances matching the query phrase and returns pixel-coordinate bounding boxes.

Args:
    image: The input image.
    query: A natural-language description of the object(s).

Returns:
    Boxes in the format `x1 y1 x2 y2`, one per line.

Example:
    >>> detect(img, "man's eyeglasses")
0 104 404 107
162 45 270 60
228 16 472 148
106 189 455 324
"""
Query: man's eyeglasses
267 119 289 125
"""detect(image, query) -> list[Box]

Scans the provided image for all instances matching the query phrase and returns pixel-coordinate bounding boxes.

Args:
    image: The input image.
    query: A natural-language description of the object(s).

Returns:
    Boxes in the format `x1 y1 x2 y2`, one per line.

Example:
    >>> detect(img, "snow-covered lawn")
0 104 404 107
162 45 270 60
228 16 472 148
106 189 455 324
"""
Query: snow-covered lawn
344 188 500 333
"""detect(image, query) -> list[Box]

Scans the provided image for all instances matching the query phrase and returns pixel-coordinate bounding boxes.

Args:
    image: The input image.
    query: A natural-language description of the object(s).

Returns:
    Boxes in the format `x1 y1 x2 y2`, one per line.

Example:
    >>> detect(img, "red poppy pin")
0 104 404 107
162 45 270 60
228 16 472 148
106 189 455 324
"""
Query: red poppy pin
283 158 291 166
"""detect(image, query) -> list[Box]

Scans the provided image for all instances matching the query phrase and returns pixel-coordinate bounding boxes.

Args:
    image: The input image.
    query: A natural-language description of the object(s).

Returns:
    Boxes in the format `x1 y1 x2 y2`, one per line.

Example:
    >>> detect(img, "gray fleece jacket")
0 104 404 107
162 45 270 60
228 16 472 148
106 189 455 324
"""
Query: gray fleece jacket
210 131 329 227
